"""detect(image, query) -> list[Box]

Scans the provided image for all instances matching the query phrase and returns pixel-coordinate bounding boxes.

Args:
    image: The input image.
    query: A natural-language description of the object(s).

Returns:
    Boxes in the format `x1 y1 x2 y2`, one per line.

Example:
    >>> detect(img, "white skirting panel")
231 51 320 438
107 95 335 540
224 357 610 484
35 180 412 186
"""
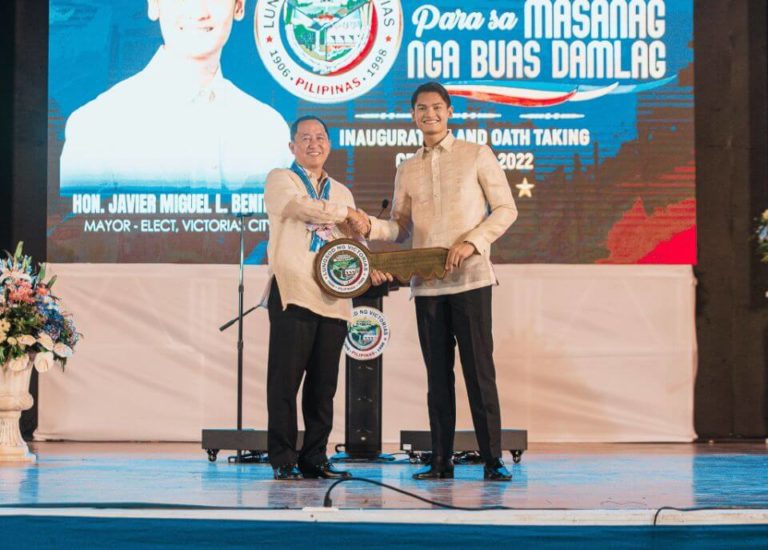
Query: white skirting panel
35 264 697 443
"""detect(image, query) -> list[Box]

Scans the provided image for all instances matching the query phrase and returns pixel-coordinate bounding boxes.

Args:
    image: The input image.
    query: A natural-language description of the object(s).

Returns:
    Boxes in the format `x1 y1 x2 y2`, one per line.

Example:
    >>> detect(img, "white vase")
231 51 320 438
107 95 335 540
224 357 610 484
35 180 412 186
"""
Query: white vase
0 358 36 463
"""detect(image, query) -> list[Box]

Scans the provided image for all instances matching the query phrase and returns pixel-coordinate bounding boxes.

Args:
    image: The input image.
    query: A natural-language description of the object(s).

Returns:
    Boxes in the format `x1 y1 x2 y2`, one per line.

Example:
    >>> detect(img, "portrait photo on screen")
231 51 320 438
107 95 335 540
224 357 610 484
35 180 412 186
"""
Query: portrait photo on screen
59 0 292 194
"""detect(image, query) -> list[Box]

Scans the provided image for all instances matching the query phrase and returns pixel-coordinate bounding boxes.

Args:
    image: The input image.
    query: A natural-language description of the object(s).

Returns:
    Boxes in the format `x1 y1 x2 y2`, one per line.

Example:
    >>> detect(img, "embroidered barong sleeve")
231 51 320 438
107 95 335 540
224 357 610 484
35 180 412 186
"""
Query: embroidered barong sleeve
461 145 518 257
264 169 348 225
368 168 412 243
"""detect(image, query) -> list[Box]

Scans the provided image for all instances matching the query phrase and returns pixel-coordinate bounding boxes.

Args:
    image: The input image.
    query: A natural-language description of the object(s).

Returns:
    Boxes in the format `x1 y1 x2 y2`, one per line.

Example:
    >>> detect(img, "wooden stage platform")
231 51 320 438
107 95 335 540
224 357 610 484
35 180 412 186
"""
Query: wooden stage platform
1 442 767 527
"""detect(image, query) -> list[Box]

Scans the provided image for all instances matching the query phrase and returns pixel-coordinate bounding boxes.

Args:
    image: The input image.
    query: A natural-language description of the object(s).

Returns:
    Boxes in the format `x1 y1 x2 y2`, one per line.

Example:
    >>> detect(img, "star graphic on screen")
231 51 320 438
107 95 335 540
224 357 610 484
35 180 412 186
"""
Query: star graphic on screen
266 36 273 43
516 177 535 198
386 35 392 42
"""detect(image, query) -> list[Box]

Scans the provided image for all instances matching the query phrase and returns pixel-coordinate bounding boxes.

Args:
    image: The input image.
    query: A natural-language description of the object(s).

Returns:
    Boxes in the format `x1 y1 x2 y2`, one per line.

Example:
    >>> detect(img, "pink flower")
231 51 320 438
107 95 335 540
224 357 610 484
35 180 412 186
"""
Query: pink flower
8 280 35 304
307 223 336 242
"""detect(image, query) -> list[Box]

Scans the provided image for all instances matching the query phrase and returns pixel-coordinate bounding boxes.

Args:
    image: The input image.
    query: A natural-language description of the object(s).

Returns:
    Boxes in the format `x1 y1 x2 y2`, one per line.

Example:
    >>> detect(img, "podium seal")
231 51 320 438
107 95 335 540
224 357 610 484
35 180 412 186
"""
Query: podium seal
345 306 390 361
315 240 372 298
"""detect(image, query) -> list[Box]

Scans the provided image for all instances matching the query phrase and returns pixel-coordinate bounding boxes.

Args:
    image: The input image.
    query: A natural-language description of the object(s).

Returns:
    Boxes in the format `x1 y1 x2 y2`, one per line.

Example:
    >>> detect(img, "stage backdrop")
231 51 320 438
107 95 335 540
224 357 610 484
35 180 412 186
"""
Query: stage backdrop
39 0 697 442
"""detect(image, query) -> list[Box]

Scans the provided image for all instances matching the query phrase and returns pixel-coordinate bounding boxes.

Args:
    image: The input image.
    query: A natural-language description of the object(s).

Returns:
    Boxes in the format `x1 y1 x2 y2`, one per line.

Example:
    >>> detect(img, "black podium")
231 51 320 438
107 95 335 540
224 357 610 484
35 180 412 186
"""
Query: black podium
331 282 398 461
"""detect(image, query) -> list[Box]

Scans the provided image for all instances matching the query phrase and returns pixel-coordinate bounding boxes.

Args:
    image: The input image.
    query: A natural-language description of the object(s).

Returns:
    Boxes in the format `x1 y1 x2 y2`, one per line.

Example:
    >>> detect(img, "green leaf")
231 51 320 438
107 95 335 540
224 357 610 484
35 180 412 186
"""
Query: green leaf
38 263 46 282
47 275 58 289
13 241 23 259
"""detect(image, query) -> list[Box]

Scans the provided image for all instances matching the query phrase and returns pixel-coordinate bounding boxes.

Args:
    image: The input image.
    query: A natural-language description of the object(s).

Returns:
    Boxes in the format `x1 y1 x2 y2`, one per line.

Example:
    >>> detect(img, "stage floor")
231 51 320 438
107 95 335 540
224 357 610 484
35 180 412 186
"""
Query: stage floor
1 442 767 525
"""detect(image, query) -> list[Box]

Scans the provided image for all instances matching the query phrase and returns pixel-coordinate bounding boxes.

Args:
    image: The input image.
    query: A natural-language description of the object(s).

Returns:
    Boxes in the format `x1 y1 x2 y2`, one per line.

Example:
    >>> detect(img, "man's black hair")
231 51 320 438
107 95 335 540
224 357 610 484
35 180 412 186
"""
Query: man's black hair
290 115 329 140
410 82 452 109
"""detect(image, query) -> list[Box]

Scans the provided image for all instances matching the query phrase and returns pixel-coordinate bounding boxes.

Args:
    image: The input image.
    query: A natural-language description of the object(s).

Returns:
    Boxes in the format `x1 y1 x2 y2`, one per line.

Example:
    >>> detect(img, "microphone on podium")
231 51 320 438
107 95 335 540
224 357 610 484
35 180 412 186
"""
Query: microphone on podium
376 199 390 218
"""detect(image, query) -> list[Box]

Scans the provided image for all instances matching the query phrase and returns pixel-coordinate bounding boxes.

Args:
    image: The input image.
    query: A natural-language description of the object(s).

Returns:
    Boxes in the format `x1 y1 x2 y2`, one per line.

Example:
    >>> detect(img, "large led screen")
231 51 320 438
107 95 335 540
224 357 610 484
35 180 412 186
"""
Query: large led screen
47 0 695 264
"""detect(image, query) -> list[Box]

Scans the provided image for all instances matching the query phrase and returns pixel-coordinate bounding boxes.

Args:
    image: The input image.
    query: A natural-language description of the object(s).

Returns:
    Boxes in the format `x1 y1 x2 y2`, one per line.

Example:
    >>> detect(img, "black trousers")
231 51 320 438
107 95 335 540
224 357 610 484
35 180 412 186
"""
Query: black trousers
266 280 347 468
415 286 502 462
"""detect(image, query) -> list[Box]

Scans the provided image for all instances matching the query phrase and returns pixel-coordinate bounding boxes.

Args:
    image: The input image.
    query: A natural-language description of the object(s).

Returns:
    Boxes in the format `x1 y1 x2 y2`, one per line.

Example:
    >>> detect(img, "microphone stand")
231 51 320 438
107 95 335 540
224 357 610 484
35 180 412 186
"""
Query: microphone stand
202 213 266 464
235 213 248 462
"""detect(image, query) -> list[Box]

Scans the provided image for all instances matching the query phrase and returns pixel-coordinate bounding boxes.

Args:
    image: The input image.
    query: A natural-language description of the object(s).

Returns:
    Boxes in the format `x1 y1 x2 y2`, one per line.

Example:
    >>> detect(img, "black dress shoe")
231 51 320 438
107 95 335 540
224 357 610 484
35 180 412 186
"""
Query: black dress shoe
299 461 351 479
483 458 512 481
273 464 303 480
412 460 454 480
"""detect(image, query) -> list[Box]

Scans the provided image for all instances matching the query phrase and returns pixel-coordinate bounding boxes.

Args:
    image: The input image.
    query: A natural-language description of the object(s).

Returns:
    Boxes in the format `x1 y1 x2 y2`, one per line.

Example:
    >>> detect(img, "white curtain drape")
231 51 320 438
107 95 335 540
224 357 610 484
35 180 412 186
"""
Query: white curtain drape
36 264 696 443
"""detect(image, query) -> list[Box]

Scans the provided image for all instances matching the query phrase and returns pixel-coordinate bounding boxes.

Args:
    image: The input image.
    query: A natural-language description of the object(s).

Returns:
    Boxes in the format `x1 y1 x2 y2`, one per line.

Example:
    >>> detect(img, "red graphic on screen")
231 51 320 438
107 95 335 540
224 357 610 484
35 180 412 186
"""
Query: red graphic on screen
598 197 697 264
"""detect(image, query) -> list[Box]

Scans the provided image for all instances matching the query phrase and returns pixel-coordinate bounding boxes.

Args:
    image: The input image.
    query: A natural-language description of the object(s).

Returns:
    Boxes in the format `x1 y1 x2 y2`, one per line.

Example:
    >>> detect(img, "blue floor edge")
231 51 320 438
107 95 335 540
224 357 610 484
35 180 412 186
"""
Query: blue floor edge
2 516 767 549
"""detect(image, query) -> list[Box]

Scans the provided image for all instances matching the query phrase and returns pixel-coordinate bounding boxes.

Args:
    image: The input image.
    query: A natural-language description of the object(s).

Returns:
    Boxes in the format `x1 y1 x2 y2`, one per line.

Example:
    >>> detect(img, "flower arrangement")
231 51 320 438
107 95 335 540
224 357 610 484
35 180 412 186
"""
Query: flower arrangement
757 210 768 263
0 242 80 372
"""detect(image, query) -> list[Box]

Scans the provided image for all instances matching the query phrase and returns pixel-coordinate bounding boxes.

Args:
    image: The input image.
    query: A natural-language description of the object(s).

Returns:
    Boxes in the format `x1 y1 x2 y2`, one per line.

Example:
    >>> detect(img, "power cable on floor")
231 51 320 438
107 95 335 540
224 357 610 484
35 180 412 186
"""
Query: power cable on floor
323 477 528 511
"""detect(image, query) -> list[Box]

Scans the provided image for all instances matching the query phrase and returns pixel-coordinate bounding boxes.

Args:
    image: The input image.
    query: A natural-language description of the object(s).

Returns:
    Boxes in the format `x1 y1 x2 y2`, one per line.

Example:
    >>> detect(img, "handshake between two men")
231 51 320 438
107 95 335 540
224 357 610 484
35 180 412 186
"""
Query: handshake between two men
344 206 478 287
342 207 392 287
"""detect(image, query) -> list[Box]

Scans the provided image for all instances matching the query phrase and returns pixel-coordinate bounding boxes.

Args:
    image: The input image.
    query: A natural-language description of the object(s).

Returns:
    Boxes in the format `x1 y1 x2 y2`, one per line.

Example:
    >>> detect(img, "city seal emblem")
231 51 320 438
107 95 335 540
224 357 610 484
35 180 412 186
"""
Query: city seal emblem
315 239 372 298
345 306 390 361
254 0 403 103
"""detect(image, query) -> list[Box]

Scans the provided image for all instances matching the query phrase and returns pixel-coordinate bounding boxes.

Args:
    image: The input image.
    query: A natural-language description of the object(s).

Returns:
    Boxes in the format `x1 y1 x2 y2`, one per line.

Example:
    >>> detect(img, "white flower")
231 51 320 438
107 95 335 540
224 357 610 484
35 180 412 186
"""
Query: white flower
53 342 73 358
37 332 54 351
0 331 6 344
0 319 10 332
8 355 30 372
762 209 768 222
18 334 36 347
33 351 55 373
0 268 32 284
7 336 17 346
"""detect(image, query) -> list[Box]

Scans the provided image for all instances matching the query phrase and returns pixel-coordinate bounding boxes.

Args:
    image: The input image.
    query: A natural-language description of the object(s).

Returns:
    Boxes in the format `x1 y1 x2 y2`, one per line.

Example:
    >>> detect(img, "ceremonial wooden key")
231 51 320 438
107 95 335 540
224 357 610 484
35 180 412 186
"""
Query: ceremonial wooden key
314 239 449 298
